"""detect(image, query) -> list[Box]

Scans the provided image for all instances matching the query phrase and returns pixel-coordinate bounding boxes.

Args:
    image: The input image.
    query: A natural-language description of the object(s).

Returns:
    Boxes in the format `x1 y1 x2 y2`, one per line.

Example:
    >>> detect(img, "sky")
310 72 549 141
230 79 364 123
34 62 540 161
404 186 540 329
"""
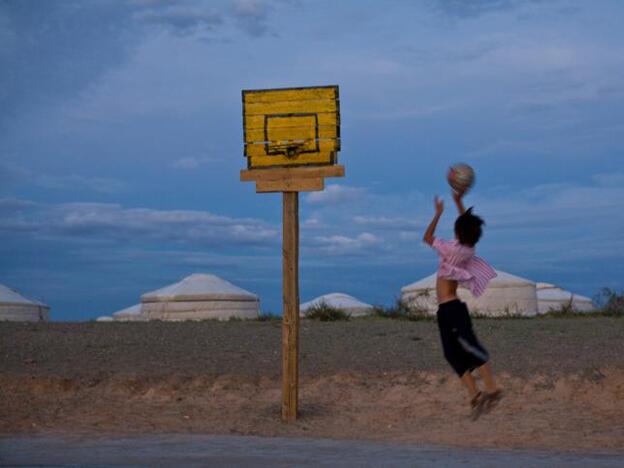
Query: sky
1 0 623 320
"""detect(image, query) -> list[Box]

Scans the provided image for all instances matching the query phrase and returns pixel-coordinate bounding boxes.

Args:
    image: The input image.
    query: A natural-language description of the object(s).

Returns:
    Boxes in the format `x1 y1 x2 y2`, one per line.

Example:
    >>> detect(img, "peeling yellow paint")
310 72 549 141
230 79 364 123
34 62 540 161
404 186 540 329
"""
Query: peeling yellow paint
242 85 340 169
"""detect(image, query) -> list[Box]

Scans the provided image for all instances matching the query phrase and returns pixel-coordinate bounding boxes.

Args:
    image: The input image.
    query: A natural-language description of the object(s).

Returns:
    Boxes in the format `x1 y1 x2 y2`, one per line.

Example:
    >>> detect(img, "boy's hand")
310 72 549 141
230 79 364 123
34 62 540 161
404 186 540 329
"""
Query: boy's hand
434 196 444 215
452 188 466 201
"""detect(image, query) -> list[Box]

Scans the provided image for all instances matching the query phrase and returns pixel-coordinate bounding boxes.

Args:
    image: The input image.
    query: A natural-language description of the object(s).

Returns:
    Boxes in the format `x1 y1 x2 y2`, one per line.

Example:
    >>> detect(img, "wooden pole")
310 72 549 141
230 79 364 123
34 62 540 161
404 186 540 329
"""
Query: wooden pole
282 191 299 422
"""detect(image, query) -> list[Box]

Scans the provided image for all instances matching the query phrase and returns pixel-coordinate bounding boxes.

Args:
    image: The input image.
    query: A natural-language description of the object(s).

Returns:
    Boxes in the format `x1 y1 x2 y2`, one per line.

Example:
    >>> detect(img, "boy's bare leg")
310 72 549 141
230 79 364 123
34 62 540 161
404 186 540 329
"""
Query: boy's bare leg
460 371 480 398
476 362 498 393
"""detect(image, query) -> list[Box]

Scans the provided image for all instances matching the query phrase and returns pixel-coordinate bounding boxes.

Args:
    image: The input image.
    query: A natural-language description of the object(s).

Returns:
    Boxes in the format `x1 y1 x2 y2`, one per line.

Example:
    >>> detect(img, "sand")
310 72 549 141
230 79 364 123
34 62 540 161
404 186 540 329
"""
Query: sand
1 318 623 451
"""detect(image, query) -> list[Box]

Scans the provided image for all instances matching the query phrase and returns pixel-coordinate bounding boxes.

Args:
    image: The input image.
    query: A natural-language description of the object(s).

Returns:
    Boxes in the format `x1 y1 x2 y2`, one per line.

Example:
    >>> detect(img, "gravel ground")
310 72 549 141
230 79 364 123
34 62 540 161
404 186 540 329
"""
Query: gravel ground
1 317 622 378
1 318 623 450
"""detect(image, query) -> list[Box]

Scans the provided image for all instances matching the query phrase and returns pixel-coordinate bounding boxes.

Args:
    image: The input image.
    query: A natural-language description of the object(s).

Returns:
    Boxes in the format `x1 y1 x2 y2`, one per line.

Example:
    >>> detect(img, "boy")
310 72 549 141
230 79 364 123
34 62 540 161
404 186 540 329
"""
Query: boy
423 190 502 419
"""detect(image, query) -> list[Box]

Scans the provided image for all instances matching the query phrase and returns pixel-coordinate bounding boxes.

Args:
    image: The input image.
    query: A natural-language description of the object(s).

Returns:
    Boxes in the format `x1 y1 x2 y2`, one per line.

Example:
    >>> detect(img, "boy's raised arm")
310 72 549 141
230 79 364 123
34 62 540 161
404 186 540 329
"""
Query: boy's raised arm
423 196 444 246
452 190 467 215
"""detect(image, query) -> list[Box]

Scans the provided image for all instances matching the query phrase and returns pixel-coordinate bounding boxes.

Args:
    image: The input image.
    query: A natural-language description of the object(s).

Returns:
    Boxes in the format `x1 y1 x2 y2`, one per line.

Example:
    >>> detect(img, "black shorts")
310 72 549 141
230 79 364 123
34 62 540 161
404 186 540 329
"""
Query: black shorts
437 299 489 376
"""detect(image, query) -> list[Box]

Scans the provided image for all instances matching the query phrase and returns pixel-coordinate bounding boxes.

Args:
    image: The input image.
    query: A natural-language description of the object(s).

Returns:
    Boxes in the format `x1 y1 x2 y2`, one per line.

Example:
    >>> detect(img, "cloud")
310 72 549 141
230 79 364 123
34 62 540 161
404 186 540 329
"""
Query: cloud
133 0 276 38
305 184 367 205
361 103 457 121
231 0 272 37
171 156 218 169
353 215 423 230
134 4 222 35
396 40 500 65
0 163 127 194
0 199 279 247
307 232 382 256
0 1 140 130
295 172 624 271
428 0 522 19
592 172 624 187
0 197 36 215
301 217 326 229
0 0 284 131
37 174 127 194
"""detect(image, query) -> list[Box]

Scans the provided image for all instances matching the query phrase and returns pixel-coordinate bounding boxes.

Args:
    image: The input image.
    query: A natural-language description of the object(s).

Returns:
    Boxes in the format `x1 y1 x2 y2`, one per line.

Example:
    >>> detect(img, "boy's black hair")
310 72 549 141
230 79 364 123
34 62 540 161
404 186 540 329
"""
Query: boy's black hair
454 207 484 247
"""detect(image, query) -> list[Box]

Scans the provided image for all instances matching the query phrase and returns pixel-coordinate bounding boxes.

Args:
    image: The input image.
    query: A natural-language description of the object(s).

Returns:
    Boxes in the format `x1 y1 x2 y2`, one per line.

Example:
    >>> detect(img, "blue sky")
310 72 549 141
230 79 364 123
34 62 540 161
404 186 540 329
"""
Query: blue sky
1 0 623 320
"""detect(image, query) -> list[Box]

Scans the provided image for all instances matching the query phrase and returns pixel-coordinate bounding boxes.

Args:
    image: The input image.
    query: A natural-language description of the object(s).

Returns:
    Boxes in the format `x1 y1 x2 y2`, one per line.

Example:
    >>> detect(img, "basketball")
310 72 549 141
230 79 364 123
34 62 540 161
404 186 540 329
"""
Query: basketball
447 163 475 193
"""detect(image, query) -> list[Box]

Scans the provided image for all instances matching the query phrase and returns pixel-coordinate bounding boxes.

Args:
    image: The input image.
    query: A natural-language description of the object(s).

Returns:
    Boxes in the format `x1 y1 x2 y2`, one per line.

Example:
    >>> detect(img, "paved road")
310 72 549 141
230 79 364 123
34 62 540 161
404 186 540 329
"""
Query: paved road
1 435 622 467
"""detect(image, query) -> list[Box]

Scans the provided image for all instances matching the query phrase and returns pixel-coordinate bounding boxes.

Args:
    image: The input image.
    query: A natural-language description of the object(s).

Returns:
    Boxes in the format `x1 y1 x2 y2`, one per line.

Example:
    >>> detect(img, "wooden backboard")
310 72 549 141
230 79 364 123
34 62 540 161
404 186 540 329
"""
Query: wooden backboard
242 85 340 169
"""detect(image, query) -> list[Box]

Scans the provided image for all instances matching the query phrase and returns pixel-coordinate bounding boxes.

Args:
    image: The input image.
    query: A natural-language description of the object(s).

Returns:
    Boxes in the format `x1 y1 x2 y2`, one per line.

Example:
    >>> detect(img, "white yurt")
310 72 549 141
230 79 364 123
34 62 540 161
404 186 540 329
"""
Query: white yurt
401 269 538 317
112 304 147 322
536 283 595 314
141 273 259 321
300 292 374 317
96 316 114 322
0 283 50 321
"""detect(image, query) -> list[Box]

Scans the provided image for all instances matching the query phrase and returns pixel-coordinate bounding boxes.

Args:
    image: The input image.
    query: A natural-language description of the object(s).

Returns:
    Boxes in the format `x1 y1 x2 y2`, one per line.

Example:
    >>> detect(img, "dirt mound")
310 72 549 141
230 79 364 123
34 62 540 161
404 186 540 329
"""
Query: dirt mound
2 369 623 451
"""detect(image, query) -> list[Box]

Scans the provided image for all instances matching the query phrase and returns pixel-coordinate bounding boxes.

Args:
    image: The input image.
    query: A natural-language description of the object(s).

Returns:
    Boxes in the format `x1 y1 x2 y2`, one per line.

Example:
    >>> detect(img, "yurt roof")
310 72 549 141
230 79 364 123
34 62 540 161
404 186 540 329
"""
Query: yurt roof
401 269 534 293
96 316 114 322
400 273 437 292
141 273 258 303
0 283 49 308
300 293 373 311
537 284 593 303
112 304 142 318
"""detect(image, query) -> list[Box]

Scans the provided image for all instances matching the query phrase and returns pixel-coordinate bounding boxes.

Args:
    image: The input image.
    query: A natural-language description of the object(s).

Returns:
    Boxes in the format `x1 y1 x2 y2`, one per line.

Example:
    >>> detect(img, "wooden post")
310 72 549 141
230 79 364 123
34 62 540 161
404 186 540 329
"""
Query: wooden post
282 191 299 422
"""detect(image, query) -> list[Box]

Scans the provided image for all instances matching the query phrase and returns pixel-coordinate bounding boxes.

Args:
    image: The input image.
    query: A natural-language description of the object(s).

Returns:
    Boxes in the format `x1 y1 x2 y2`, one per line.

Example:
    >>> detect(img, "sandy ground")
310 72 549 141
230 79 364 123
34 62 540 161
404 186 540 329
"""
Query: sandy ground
1 318 623 452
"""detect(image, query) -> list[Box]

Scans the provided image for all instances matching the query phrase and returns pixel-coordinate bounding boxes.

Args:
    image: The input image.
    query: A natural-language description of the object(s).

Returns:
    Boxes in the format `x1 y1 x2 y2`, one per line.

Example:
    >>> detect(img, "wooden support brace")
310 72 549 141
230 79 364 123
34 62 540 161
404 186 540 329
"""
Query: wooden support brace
241 165 344 182
256 178 323 193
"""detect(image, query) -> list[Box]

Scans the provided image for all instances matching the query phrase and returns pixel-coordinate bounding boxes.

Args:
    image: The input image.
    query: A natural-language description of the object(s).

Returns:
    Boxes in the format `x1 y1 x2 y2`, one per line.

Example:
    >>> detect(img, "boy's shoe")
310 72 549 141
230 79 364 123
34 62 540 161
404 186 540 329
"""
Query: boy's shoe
482 389 503 413
470 391 485 421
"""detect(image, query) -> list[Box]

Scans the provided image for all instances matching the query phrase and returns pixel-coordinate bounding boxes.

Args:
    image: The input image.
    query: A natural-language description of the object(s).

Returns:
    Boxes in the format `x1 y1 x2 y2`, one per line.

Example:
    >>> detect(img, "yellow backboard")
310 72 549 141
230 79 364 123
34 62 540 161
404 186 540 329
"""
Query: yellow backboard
242 85 340 169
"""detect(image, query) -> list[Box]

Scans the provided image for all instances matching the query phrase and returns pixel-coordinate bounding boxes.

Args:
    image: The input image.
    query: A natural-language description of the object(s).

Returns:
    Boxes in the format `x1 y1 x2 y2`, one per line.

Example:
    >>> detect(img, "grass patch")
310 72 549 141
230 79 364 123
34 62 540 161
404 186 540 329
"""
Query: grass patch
537 288 623 318
257 312 281 322
472 306 532 319
304 301 350 321
538 302 585 318
372 295 433 321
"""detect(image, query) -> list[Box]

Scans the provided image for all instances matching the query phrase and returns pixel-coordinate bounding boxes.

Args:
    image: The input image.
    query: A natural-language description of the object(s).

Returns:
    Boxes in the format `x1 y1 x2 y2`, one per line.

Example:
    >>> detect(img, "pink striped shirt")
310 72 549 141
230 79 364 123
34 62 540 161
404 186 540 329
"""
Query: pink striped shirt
432 238 496 298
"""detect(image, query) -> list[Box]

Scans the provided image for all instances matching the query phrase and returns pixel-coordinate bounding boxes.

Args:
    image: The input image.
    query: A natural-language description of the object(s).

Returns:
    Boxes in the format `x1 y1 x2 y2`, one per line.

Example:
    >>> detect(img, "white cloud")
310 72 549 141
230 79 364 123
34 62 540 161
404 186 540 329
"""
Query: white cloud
429 0 520 19
0 198 37 213
301 216 325 229
353 215 423 230
232 0 272 37
234 0 267 18
0 163 127 194
171 156 218 169
305 184 366 205
592 172 624 187
295 173 624 269
307 232 381 256
134 4 222 35
0 199 279 247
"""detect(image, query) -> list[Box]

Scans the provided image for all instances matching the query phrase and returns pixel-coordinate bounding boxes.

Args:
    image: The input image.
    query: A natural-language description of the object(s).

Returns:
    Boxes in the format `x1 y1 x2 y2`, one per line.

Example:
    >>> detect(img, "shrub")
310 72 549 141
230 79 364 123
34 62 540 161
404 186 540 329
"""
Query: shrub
257 312 281 322
594 288 624 316
373 295 432 321
304 300 350 321
537 300 578 318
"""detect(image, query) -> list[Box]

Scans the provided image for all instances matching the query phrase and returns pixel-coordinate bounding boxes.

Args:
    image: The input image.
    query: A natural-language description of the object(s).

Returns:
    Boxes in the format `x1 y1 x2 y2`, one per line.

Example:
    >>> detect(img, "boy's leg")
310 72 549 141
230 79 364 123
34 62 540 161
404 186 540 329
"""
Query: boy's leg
460 370 479 398
476 361 498 393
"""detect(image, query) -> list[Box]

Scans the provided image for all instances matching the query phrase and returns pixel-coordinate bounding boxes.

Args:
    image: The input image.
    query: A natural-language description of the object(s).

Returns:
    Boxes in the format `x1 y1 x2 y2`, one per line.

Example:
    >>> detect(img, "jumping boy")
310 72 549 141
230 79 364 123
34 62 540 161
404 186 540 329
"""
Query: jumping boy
423 189 502 419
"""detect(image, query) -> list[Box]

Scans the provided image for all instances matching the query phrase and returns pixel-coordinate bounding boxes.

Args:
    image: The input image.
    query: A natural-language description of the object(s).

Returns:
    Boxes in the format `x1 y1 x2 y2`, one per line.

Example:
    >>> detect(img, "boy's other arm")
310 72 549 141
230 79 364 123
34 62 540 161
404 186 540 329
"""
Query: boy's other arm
452 190 467 215
423 196 444 246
